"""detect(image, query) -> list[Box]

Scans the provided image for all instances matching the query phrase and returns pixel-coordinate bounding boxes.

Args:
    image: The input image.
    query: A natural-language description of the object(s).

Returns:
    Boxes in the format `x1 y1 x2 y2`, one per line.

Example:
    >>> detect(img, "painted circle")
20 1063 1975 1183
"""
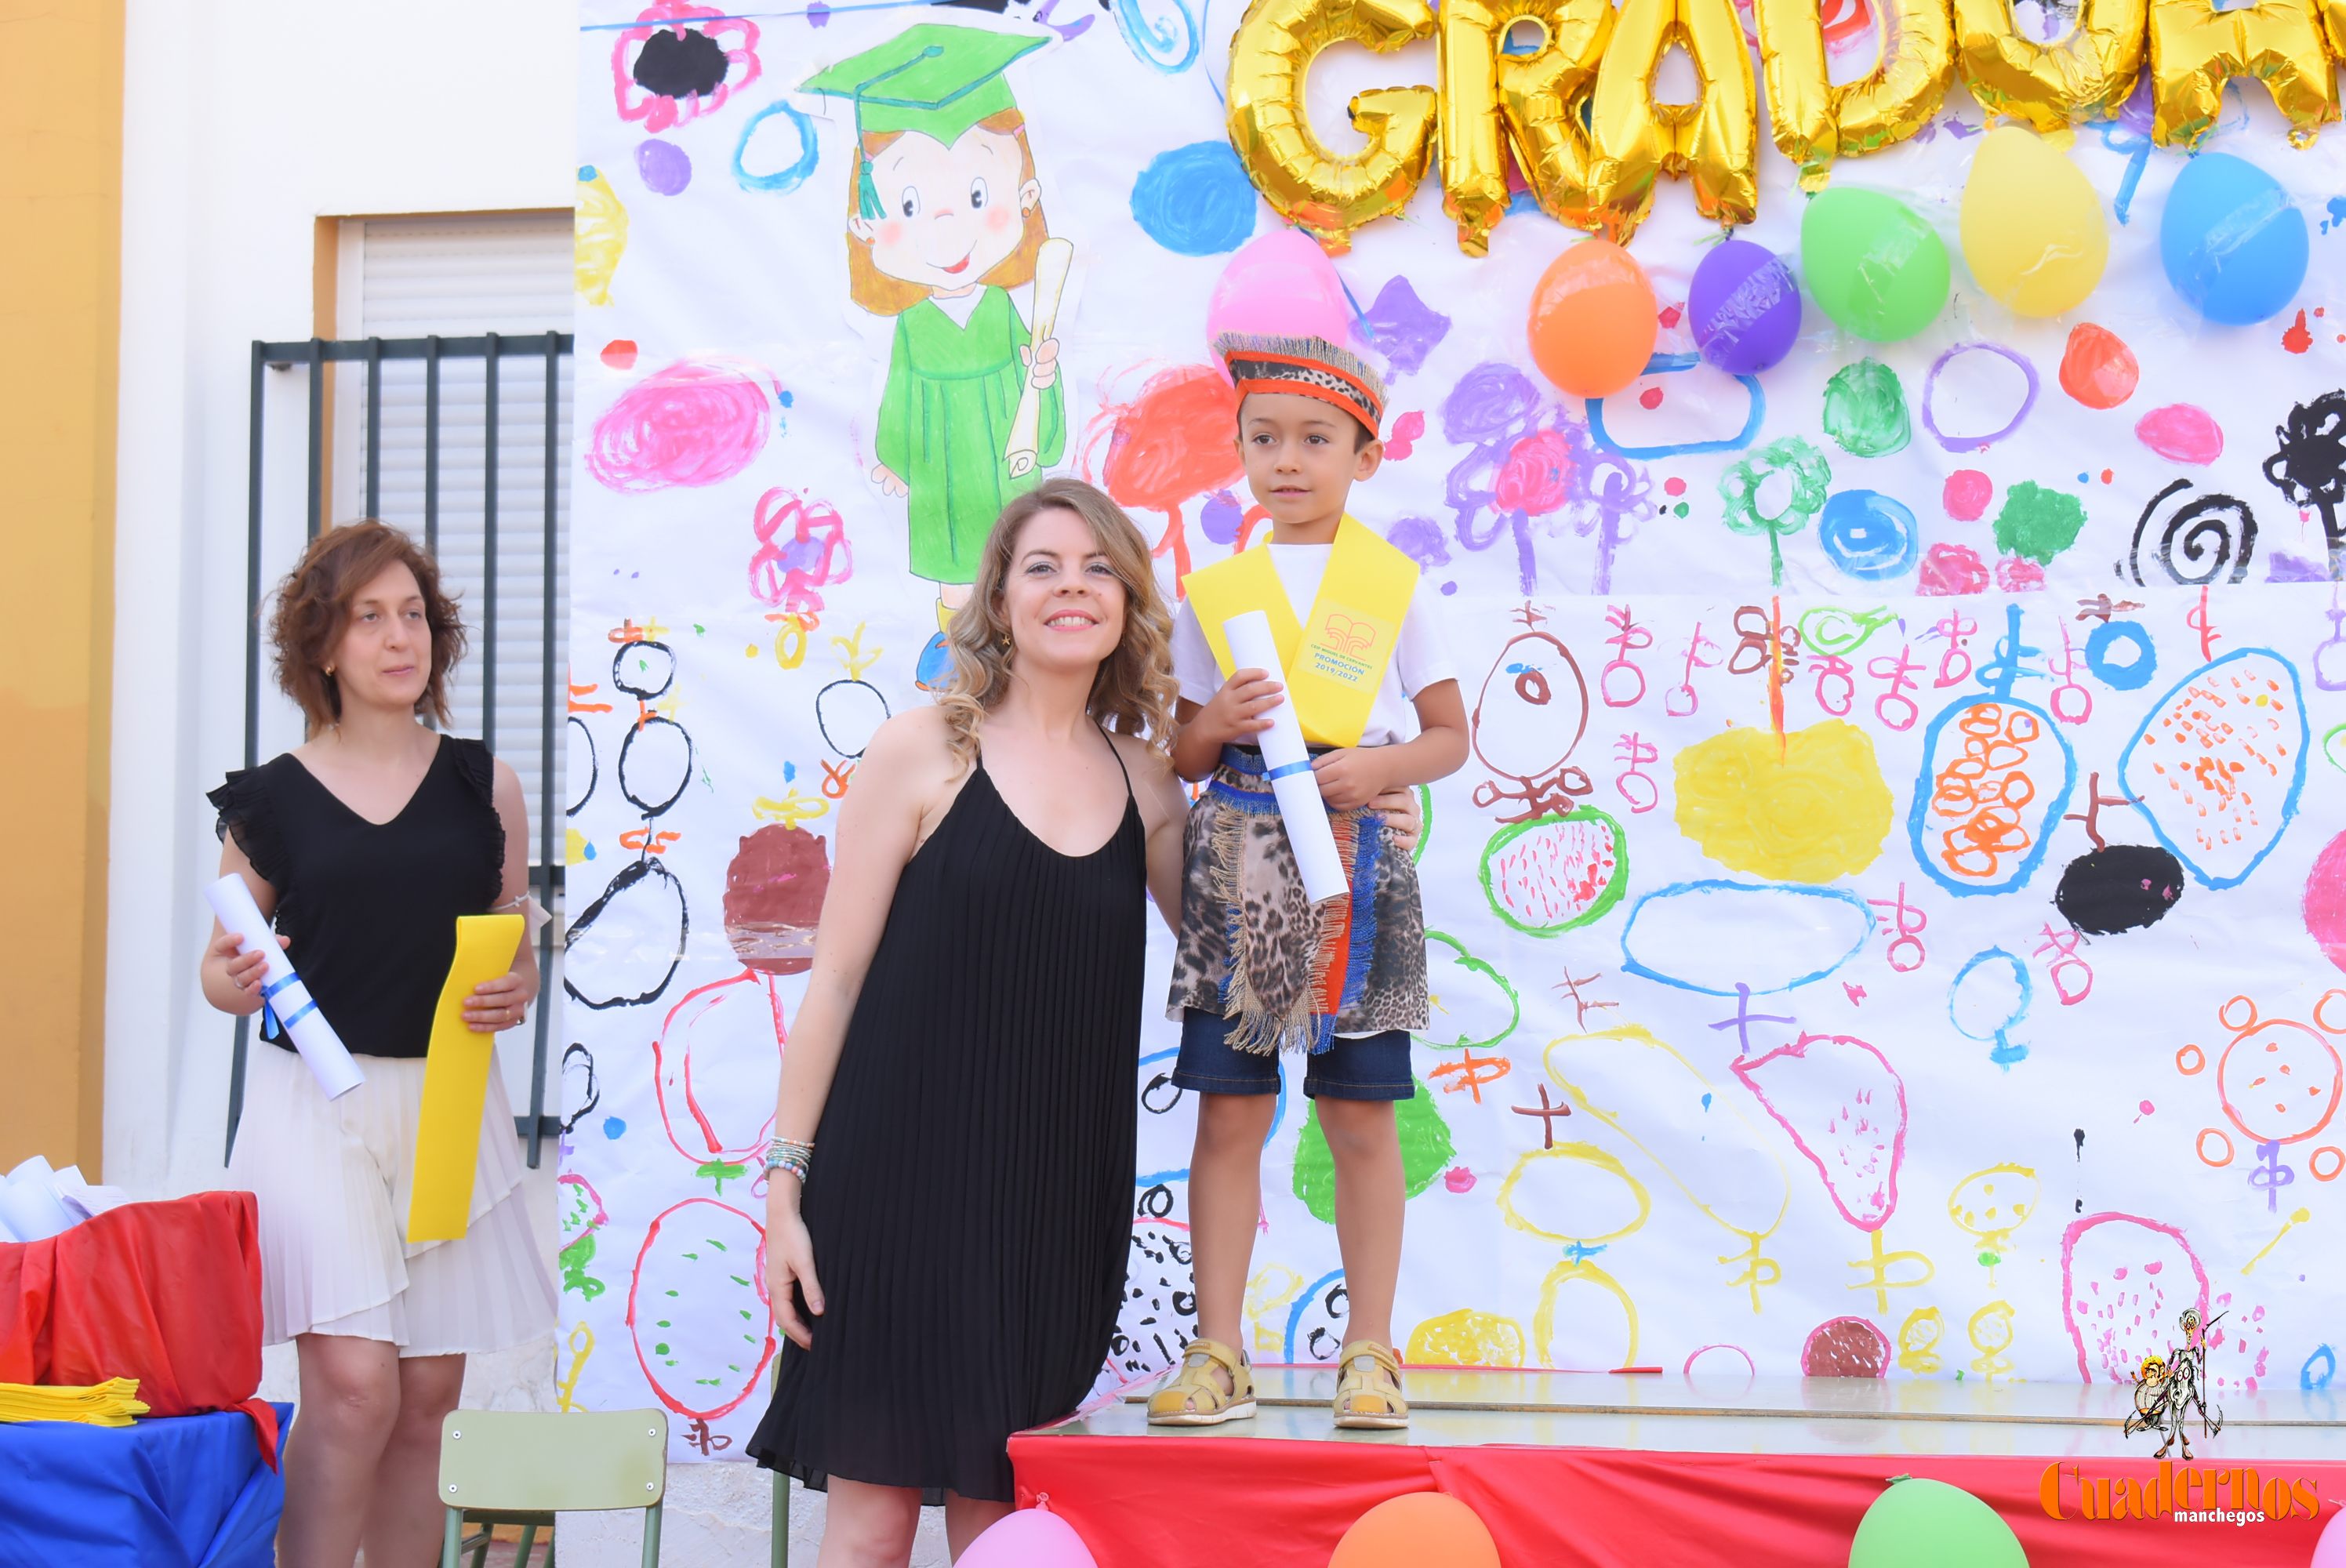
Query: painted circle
1479 809 1629 937
1818 489 1919 581
1472 631 1589 783
732 100 819 194
1130 141 1258 256
2198 1127 2235 1167
2312 1146 2344 1181
2176 1042 2206 1075
2084 621 2158 691
1922 342 2039 450
636 137 692 195
2217 1021 2343 1144
1943 469 1992 521
2315 989 2346 1034
2219 995 2259 1033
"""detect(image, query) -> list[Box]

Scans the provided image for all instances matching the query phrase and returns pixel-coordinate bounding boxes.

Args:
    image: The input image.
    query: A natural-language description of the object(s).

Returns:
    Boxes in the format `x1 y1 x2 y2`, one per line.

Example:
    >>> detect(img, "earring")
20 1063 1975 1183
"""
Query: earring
325 665 336 677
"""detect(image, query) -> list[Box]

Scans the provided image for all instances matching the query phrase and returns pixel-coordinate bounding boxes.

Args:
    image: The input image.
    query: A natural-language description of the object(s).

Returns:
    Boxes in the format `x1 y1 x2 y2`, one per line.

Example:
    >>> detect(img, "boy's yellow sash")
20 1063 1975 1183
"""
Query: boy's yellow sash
1185 517 1418 749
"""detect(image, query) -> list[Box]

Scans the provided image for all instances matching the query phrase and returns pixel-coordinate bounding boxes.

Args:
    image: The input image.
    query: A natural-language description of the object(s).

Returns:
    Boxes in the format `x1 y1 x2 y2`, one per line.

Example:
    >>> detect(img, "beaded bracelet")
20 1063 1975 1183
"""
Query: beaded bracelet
764 1137 814 1183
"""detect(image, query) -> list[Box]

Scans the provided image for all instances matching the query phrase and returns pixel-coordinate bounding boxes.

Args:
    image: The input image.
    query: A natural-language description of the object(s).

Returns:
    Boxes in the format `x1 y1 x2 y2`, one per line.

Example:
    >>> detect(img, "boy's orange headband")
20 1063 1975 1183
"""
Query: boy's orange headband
1214 332 1387 439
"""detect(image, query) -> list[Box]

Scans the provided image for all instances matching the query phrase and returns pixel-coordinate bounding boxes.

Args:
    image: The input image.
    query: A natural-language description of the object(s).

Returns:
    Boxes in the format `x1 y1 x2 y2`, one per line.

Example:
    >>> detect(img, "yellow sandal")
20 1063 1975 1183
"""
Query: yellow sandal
1332 1340 1409 1430
1146 1337 1257 1426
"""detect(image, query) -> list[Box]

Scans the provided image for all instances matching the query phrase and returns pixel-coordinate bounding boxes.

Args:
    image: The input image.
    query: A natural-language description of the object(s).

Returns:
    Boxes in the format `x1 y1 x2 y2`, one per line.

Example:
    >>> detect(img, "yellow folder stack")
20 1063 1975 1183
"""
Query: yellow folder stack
0 1377 150 1427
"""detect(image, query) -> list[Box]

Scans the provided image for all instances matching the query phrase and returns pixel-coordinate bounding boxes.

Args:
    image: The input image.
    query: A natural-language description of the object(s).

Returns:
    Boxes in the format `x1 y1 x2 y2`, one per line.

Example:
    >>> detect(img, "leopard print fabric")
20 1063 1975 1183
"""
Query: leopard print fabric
1166 756 1427 1051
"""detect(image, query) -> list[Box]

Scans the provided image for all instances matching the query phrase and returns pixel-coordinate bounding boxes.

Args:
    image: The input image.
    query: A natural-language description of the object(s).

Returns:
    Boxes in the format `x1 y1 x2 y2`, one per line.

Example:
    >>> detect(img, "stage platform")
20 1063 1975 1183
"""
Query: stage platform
1011 1368 2346 1566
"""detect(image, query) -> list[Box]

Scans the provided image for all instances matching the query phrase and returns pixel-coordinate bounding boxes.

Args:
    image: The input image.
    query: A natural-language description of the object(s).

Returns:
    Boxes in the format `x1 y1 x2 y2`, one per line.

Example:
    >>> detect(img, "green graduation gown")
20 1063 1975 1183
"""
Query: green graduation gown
875 286 1067 586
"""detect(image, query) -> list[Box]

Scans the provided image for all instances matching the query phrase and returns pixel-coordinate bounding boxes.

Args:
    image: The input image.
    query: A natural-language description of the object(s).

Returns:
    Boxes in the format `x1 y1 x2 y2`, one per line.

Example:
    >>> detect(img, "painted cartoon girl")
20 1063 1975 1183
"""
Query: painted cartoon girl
804 25 1068 684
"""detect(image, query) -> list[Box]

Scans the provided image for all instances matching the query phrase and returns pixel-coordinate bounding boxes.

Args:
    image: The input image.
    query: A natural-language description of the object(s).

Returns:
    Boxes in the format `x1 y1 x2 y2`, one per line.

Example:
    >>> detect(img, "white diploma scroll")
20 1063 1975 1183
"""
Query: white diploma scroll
1223 612 1348 906
1004 237 1073 478
205 873 365 1099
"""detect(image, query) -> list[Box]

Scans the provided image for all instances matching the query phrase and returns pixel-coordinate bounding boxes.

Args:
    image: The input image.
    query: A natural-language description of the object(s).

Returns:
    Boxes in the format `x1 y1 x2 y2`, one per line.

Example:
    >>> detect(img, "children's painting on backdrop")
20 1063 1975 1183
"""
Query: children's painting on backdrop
562 0 2346 1459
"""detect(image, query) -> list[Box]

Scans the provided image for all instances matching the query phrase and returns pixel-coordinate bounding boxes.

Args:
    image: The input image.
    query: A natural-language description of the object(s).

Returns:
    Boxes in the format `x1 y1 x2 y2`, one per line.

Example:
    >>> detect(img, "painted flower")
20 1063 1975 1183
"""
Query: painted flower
612 1 761 135
1718 436 1831 539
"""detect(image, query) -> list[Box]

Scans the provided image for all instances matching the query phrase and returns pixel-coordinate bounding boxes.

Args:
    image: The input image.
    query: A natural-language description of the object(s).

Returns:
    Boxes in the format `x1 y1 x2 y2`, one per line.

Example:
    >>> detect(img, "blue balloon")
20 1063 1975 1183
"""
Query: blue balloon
2159 152 2308 325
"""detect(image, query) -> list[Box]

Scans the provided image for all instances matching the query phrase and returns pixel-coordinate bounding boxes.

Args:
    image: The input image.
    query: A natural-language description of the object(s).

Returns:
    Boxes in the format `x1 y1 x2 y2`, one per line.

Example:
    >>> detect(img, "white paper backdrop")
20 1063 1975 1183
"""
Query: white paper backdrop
561 0 2346 1458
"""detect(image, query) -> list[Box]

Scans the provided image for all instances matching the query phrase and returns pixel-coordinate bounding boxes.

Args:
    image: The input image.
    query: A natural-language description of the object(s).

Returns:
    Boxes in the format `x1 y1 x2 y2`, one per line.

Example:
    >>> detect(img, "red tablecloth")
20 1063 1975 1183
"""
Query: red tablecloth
0 1189 278 1466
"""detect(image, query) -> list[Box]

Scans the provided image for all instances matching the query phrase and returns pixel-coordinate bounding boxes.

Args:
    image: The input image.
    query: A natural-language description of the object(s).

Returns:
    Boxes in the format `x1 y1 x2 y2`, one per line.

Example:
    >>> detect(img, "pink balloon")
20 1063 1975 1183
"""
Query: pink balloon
957 1508 1099 1568
2314 1503 2346 1568
1205 229 1353 377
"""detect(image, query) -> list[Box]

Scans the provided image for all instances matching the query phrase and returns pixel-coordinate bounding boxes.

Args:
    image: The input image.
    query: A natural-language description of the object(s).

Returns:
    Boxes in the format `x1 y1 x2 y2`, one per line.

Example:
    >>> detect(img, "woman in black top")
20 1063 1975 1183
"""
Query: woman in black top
199 521 556 1568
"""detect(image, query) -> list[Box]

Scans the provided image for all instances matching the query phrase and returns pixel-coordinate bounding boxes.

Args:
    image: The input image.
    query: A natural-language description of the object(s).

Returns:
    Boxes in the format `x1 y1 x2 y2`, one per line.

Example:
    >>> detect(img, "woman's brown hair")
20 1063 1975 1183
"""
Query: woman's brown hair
269 521 467 737
936 477 1176 767
846 111 1049 318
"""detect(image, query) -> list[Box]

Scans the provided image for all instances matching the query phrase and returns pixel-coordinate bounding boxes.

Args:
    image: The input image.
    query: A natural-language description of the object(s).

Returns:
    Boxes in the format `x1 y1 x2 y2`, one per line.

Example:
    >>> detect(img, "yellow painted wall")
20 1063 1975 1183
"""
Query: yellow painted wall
0 2 123 1176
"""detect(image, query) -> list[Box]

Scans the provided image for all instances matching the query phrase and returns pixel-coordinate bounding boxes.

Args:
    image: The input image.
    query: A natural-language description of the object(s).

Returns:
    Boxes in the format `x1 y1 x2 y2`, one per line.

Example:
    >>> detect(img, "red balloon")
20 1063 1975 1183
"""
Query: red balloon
1527 240 1659 399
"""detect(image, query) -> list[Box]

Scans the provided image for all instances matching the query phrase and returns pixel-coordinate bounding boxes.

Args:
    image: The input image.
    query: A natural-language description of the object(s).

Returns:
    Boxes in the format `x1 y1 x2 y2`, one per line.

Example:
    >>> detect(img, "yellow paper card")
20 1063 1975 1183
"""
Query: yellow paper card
406 913 525 1243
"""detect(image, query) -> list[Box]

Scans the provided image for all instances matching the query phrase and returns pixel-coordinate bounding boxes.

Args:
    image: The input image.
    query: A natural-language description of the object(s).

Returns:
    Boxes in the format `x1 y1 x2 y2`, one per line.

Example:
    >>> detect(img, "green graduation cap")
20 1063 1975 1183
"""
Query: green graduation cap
803 25 1048 220
802 23 1046 143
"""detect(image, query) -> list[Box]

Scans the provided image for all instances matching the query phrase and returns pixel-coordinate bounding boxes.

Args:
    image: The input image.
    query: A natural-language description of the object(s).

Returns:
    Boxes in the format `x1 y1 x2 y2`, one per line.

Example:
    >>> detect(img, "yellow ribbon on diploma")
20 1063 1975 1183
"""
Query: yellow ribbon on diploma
1183 517 1419 749
407 913 525 1243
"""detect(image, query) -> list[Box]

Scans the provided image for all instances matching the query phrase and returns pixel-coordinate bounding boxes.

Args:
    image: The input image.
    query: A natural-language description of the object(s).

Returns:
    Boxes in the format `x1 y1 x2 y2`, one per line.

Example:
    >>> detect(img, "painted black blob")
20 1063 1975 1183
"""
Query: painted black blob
633 28 730 98
2054 844 2184 935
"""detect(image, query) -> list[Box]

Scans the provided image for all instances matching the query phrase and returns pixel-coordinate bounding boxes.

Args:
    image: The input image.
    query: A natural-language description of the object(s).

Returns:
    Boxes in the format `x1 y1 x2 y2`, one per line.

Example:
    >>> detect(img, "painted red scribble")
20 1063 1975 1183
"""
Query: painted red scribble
1918 542 1991 597
612 2 761 133
1800 1316 1890 1377
1081 364 1242 587
626 1196 776 1421
748 489 852 614
1429 1049 1511 1102
653 972 786 1168
589 358 777 493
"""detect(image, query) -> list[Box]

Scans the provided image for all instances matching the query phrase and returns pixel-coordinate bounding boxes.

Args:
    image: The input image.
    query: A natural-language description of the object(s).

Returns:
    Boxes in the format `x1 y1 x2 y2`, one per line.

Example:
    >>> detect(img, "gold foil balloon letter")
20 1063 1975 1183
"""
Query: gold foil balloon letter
2146 0 2338 147
1441 0 1614 254
1755 0 1957 185
1226 0 1439 251
1585 0 1760 242
1952 0 2145 130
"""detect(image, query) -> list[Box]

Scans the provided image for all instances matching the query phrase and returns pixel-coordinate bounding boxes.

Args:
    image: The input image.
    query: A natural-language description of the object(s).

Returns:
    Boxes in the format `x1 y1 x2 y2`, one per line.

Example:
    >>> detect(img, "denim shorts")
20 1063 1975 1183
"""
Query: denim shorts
1168 1008 1416 1102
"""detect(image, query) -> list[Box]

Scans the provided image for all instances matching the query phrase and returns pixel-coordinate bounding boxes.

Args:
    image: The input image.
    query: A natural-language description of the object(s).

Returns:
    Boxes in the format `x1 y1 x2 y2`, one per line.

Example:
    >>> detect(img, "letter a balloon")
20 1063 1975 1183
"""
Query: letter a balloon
1960 126 2108 318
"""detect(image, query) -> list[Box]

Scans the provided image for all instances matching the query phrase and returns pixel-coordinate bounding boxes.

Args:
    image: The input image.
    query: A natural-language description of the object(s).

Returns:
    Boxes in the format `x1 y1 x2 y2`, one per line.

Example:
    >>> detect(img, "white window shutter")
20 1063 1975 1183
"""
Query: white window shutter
333 212 576 858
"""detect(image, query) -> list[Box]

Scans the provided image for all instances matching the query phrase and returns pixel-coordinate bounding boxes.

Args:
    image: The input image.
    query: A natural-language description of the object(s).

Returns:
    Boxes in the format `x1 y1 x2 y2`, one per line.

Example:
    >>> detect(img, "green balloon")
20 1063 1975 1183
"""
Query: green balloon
1848 1478 2028 1568
1801 188 1951 343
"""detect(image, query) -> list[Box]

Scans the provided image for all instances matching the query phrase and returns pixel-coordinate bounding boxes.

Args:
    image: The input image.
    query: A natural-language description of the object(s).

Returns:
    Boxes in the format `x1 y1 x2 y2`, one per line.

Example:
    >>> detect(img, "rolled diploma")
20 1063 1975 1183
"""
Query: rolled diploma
1223 612 1347 906
205 873 364 1099
1004 237 1073 478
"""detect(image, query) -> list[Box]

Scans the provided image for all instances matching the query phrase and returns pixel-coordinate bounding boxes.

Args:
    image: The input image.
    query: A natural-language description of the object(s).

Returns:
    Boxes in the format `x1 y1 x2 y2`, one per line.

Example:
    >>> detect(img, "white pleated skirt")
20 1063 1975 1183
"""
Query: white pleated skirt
230 1041 557 1356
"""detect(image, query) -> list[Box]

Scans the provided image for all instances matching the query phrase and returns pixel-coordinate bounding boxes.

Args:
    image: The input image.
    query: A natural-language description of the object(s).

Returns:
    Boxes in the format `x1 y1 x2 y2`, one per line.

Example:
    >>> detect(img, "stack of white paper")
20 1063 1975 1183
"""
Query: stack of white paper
0 1156 130 1243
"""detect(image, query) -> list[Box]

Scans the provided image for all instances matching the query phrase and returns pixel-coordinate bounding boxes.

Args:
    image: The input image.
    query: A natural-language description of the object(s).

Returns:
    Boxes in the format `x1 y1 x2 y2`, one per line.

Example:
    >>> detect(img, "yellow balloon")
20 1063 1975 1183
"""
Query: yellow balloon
1441 0 1614 254
1226 0 1439 251
1585 0 1760 241
1753 0 1956 187
2147 0 2338 148
1953 0 2145 130
1959 125 2109 317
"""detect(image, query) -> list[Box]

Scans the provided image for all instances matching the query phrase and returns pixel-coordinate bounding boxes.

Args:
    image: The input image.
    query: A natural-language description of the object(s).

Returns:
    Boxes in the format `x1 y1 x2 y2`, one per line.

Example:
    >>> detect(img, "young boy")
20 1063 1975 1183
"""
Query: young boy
1149 333 1467 1430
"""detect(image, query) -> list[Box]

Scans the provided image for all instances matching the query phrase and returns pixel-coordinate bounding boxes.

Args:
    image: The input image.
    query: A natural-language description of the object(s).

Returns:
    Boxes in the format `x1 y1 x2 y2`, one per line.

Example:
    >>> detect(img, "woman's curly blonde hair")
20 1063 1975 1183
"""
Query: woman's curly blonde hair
937 477 1177 767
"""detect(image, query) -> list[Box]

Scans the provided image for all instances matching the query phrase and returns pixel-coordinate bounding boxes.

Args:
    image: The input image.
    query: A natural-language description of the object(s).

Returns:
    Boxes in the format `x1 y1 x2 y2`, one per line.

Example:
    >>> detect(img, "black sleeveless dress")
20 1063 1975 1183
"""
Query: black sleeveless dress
749 743 1145 1504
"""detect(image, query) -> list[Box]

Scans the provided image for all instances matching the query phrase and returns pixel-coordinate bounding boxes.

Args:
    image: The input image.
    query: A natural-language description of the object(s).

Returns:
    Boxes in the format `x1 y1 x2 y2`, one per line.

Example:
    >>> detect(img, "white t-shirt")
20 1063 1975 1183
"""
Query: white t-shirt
1171 539 1457 747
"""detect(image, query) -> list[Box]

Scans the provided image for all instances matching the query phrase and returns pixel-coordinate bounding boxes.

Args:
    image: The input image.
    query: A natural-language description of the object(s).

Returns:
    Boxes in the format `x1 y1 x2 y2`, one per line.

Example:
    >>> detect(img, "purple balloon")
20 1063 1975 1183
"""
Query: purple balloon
637 138 692 196
1689 239 1801 376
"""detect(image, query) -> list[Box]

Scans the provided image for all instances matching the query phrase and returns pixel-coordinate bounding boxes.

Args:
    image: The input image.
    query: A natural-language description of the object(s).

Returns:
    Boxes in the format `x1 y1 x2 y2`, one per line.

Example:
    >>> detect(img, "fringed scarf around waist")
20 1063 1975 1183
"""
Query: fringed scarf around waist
1208 746 1385 1056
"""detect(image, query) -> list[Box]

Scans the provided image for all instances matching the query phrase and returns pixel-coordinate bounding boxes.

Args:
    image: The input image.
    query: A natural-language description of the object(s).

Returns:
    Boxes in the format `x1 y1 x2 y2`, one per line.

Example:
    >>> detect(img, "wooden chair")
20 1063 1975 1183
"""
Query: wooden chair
437 1408 668 1568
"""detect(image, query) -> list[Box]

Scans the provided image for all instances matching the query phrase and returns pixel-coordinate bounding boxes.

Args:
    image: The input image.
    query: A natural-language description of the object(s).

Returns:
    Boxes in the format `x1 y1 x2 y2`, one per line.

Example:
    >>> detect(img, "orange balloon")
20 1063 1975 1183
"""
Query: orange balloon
1527 239 1659 398
1328 1494 1501 1568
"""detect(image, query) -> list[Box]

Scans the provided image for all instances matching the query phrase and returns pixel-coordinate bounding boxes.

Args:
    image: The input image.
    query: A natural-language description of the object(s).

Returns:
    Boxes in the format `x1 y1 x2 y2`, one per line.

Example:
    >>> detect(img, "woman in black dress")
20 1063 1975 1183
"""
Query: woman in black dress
748 477 1192 1563
198 521 557 1568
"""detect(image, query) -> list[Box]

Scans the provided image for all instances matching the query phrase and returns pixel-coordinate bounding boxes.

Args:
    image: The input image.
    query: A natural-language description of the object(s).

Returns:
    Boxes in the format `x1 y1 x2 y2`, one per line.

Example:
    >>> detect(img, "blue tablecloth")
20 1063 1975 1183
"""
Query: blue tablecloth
0 1402 293 1567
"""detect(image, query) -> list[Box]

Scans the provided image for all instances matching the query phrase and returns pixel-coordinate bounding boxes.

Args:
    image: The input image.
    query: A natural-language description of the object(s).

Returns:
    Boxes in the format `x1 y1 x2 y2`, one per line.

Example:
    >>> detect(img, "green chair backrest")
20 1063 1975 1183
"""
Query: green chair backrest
438 1409 670 1513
